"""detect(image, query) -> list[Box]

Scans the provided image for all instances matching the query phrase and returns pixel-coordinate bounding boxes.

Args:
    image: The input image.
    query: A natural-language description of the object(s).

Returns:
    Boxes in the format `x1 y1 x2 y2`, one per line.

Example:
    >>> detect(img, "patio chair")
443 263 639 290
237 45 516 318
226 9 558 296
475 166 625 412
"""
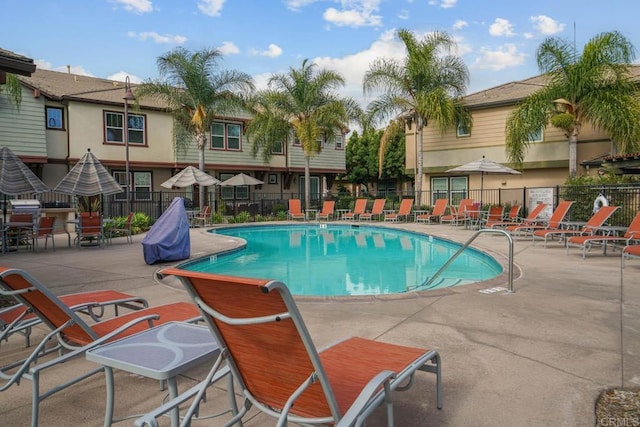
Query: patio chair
384 198 414 222
0 289 148 347
532 205 619 247
342 198 367 220
359 198 386 221
137 268 442 427
76 213 105 248
107 211 133 244
621 244 640 286
486 205 522 228
490 203 546 229
288 199 306 220
191 206 212 228
316 200 336 221
32 216 56 252
567 210 640 258
415 199 448 224
440 199 473 226
0 266 202 427
505 201 574 237
479 205 505 229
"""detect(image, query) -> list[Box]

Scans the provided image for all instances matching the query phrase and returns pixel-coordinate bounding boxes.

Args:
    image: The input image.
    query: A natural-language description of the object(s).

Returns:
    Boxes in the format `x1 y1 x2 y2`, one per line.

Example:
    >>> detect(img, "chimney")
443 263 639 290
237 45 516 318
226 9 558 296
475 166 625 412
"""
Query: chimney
67 65 71 74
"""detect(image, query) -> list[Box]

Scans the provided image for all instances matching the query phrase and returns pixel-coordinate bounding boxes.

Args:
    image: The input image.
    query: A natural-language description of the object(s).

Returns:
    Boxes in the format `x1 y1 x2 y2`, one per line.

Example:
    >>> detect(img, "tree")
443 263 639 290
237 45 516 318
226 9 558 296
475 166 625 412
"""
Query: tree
136 47 254 210
0 73 23 106
246 59 359 211
506 31 640 177
363 29 469 205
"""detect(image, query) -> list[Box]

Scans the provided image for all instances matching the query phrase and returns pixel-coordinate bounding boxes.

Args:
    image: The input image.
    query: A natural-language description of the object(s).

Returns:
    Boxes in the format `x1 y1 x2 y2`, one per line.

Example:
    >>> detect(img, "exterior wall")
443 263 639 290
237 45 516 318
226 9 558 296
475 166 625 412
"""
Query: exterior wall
0 85 47 157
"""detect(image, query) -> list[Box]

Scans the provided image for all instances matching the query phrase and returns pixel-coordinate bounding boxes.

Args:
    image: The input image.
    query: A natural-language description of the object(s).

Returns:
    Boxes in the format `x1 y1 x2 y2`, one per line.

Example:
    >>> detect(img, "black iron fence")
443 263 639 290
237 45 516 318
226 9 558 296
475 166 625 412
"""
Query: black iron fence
20 182 640 228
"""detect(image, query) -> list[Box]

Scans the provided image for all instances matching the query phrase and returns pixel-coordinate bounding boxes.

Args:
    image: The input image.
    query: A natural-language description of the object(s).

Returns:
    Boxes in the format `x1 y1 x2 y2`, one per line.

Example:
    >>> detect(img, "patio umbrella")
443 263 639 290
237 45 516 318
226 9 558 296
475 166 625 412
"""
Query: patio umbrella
54 149 122 214
160 166 221 189
219 173 264 186
446 156 521 205
0 147 50 220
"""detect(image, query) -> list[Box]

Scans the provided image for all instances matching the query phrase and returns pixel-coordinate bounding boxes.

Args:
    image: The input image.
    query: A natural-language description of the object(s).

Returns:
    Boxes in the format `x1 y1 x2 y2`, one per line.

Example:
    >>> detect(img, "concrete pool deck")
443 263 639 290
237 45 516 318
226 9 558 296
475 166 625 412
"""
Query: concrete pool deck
0 221 638 426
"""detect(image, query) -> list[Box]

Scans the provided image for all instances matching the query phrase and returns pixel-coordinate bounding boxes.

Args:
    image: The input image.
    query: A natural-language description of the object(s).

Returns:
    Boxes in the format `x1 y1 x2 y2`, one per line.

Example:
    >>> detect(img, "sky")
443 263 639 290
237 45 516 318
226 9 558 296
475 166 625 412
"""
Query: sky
3 0 640 110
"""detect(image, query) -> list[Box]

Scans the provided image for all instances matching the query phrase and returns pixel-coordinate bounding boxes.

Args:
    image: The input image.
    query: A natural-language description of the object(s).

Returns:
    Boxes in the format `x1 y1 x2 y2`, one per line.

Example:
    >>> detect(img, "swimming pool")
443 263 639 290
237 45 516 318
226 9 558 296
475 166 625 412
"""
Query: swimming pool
181 224 502 296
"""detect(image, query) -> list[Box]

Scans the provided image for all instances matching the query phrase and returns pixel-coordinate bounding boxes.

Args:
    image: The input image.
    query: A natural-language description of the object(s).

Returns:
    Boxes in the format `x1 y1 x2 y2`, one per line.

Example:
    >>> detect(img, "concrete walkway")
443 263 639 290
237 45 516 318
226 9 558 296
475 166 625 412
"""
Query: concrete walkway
0 222 638 426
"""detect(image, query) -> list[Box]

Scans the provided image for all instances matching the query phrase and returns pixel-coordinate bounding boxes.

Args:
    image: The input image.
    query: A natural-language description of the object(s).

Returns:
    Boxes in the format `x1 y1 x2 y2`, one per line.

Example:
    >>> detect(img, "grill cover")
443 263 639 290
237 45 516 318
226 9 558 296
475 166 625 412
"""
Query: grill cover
141 197 190 265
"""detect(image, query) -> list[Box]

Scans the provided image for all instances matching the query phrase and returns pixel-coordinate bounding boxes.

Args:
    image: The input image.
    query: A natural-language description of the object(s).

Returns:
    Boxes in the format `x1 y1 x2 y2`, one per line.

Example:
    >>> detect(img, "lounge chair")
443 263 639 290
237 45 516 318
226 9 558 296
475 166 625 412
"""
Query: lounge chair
384 198 414 222
490 203 546 229
479 205 505 229
621 244 640 286
288 199 306 220
440 199 473 226
0 289 148 347
359 198 386 221
532 205 619 247
0 266 202 427
342 198 367 220
486 205 522 228
505 201 574 237
136 268 442 426
316 200 336 221
567 211 640 258
416 199 448 224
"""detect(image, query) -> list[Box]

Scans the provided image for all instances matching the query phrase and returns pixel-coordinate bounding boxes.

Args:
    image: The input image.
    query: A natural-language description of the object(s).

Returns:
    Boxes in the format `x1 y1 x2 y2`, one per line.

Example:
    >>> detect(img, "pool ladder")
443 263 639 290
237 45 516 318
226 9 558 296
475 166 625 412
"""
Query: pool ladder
423 228 515 293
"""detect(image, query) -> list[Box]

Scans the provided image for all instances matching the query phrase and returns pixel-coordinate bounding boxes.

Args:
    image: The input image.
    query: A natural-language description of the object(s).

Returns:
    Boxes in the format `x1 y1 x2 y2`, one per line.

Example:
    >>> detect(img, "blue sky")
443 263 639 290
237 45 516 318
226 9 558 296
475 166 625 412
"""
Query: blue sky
3 0 640 108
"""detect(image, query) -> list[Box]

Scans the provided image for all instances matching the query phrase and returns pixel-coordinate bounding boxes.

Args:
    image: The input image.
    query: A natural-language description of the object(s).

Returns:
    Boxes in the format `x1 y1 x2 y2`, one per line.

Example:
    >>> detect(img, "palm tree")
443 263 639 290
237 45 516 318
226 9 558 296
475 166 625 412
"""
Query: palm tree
1 73 23 106
246 59 359 211
136 47 254 210
363 29 469 205
505 31 640 177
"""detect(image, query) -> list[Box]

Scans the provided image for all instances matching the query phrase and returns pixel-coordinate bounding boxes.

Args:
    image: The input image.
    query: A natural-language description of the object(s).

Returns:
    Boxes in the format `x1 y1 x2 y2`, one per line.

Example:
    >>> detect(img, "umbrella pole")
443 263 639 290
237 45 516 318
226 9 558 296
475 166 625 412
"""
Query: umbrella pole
480 172 484 207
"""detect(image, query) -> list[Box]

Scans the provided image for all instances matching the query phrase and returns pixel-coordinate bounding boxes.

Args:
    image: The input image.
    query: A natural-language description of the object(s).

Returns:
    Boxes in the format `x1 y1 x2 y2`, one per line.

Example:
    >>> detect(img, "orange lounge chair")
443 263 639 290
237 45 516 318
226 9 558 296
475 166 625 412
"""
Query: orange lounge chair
416 198 448 224
479 205 505 229
0 266 202 427
440 199 473 226
384 198 414 222
532 205 619 247
139 268 442 426
342 198 367 220
505 201 574 236
191 206 212 227
490 203 546 229
0 289 148 347
567 211 640 258
486 205 522 228
316 200 336 221
288 199 306 220
359 198 386 221
621 244 640 285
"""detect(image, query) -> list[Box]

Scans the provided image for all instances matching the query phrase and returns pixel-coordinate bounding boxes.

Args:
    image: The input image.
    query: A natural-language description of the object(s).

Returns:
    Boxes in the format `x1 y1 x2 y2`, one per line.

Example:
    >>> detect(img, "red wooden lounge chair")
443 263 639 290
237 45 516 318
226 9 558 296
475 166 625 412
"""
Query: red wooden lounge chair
532 206 619 247
316 200 336 221
416 198 448 224
567 211 640 258
342 198 367 220
490 203 545 229
0 266 201 427
384 198 414 222
359 198 386 221
505 201 574 237
288 199 306 220
136 268 442 426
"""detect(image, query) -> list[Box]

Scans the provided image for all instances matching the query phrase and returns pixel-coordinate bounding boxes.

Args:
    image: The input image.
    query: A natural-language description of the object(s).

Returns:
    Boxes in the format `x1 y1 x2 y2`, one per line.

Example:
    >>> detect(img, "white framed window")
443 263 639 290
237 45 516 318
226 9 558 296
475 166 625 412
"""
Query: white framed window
219 173 248 199
211 122 242 150
46 107 64 130
271 141 284 154
431 176 468 205
112 171 151 200
335 134 344 150
456 121 470 137
105 111 146 145
528 127 544 142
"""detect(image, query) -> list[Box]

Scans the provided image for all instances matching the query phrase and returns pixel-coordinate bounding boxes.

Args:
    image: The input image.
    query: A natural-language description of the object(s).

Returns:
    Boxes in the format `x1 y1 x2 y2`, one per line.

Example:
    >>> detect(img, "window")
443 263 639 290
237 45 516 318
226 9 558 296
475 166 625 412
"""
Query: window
219 173 248 200
456 121 470 137
211 122 242 150
113 171 151 200
46 107 64 130
335 134 344 150
431 176 468 205
105 111 146 145
528 127 544 142
271 141 284 154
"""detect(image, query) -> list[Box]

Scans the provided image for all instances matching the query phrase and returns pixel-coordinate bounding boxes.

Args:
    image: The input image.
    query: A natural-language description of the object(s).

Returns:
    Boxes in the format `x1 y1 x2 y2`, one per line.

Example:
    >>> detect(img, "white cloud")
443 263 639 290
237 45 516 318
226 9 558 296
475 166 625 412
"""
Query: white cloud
530 15 565 35
489 18 515 37
429 0 457 8
51 64 95 77
285 0 318 11
523 32 534 39
452 36 473 56
473 44 526 70
323 7 382 27
127 31 187 44
397 9 410 20
198 0 225 17
112 0 153 13
250 44 283 58
107 71 143 83
217 41 240 55
453 19 468 30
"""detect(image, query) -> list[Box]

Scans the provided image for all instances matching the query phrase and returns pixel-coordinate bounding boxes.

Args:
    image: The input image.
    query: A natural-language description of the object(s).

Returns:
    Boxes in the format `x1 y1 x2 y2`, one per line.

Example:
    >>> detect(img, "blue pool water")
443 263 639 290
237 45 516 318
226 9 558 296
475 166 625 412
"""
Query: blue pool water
181 224 502 296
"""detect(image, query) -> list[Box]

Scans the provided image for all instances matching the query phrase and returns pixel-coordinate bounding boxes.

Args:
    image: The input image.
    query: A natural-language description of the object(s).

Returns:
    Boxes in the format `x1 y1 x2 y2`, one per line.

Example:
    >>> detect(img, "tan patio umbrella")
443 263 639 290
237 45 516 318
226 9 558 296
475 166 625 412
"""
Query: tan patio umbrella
446 156 521 205
219 173 264 187
160 166 221 188
0 147 50 220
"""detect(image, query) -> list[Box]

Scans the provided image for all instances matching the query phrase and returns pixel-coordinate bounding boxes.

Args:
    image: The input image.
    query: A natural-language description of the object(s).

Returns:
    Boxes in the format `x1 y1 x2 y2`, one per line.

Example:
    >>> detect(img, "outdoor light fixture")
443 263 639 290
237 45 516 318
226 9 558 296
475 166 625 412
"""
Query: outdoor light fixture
123 76 136 214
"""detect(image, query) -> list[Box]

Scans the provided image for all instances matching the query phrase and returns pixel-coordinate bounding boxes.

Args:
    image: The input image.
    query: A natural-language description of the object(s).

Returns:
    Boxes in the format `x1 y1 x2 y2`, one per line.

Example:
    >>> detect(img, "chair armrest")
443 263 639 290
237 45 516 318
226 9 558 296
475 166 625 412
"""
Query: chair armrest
336 370 395 427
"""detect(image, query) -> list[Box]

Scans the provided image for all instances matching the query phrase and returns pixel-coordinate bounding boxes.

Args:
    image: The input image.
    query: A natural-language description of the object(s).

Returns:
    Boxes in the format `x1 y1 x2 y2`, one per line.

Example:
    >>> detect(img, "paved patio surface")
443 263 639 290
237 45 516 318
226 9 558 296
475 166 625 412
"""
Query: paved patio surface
0 221 638 426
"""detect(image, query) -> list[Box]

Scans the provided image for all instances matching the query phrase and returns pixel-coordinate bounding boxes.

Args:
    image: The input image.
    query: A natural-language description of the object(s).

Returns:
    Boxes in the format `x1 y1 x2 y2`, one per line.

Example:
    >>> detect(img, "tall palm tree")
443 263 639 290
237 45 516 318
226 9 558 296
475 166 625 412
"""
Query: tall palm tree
136 47 254 210
246 59 359 211
363 29 469 205
506 31 640 177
